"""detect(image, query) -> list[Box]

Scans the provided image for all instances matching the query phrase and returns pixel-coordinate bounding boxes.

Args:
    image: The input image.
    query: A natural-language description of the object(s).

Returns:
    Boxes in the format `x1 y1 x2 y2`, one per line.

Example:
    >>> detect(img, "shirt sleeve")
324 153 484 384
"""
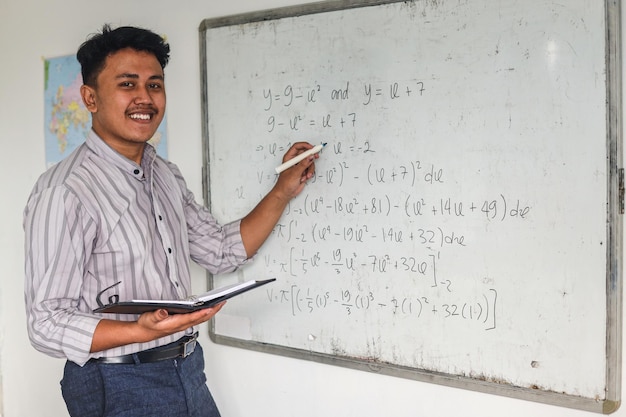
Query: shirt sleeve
167 161 250 273
23 185 100 365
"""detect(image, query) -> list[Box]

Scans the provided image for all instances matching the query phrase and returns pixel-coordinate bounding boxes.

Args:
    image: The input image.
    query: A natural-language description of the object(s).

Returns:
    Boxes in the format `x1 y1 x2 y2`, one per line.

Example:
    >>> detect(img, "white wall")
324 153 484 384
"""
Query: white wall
0 0 623 416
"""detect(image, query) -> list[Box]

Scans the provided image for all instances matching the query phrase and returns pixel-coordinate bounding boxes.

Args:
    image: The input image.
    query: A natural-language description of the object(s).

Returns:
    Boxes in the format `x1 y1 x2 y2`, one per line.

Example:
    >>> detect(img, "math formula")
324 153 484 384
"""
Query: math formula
220 79 535 333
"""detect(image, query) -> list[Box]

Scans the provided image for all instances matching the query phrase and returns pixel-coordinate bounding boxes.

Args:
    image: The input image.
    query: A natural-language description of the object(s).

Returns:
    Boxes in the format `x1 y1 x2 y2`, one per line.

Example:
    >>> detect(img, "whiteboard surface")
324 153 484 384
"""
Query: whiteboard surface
200 0 621 411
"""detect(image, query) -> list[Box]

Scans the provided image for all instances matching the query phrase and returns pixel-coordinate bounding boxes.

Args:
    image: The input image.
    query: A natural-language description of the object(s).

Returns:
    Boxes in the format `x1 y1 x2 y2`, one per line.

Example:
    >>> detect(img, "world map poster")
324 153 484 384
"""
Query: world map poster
43 54 168 167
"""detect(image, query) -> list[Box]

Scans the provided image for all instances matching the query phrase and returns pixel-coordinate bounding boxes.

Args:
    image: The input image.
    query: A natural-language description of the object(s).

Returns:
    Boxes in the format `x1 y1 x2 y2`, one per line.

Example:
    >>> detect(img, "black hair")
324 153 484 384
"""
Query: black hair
77 24 170 86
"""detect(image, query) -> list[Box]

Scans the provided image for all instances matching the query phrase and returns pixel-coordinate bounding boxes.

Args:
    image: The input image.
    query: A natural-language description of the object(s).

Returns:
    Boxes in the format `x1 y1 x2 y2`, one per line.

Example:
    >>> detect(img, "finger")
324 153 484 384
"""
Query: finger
189 301 227 322
283 142 314 162
301 162 315 182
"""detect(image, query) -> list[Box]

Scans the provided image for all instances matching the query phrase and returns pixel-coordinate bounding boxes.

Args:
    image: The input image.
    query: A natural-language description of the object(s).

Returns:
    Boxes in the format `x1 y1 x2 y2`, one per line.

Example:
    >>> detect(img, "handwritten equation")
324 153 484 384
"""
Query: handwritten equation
265 284 497 332
220 78 536 337
262 245 442 277
262 80 426 133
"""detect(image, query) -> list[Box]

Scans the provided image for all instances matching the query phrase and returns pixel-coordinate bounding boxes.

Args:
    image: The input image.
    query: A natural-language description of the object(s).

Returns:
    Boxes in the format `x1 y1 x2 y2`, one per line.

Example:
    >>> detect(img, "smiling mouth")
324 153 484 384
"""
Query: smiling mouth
129 113 152 121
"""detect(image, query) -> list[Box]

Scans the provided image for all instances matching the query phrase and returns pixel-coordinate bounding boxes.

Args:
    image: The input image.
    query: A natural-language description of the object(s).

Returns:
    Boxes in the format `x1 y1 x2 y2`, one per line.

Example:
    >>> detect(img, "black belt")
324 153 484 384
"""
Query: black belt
90 333 198 365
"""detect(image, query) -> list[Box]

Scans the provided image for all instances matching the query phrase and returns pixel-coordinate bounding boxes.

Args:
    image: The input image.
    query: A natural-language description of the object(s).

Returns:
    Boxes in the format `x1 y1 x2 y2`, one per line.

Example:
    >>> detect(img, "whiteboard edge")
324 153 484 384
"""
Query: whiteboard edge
605 0 623 413
208 331 610 414
199 24 211 210
199 0 405 31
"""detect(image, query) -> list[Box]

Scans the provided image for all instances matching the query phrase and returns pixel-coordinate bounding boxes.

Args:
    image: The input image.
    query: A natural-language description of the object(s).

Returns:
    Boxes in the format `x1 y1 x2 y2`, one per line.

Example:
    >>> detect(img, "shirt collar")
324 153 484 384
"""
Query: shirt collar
85 129 157 180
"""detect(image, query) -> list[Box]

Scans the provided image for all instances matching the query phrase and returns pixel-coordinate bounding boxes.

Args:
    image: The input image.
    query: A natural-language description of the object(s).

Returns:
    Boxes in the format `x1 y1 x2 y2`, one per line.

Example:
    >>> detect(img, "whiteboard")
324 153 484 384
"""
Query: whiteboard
199 0 623 412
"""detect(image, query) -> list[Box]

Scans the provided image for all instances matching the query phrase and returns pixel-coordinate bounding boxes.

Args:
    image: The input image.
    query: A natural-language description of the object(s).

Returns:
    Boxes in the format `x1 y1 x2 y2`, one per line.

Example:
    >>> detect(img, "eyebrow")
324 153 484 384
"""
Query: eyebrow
115 73 165 81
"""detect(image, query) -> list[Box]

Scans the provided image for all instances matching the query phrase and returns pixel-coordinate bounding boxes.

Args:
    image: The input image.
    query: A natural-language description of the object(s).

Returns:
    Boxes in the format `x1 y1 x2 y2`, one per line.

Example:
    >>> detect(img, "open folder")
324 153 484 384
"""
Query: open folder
93 278 276 314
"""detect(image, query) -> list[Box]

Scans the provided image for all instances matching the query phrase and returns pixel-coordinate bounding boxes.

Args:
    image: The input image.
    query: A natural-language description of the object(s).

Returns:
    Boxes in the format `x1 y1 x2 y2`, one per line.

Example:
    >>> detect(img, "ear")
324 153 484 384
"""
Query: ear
80 84 97 113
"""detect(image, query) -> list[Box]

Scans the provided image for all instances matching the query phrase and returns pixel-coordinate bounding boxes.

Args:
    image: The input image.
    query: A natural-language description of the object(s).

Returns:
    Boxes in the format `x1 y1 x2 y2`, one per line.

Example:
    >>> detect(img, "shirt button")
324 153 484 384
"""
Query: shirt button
159 215 163 221
133 169 140 175
168 248 172 254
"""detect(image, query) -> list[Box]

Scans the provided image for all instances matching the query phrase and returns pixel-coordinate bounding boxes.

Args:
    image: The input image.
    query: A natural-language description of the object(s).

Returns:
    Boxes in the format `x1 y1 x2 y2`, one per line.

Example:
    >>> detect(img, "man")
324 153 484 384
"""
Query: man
24 25 318 417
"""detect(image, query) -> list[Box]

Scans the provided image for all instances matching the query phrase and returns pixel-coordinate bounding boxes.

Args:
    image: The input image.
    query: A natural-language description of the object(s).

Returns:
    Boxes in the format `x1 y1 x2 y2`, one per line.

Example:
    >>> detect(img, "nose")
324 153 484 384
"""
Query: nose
133 85 154 105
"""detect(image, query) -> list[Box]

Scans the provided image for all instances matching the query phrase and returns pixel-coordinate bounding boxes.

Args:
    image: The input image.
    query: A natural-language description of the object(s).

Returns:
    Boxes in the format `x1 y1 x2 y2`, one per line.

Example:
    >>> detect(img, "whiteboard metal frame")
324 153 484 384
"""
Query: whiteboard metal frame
199 0 623 413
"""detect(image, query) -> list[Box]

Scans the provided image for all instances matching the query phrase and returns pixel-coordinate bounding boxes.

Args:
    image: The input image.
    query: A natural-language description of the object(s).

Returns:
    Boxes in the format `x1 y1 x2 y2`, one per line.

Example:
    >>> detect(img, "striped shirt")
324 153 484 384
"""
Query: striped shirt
24 130 248 366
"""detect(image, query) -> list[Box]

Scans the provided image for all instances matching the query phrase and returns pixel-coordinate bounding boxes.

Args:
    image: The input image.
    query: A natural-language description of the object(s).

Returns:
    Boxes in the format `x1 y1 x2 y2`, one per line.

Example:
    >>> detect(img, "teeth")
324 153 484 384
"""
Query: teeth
129 114 151 120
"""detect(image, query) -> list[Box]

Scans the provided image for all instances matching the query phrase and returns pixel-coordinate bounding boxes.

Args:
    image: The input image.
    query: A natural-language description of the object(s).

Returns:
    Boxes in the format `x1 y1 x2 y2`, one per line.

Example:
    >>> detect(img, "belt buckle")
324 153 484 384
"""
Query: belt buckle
182 336 197 358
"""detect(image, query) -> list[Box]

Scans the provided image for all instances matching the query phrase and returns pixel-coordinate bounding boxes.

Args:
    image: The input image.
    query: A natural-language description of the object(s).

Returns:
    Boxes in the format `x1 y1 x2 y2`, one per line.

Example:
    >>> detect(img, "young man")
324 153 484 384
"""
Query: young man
24 25 318 417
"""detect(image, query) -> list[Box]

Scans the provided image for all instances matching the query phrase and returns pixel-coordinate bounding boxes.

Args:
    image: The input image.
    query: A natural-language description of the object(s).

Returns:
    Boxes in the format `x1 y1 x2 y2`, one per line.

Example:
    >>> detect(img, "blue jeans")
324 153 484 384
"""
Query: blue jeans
61 343 221 417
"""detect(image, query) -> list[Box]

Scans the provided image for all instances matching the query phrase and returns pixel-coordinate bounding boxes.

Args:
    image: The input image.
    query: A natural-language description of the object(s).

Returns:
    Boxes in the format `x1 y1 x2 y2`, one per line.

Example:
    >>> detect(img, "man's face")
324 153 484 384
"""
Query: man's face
81 47 166 159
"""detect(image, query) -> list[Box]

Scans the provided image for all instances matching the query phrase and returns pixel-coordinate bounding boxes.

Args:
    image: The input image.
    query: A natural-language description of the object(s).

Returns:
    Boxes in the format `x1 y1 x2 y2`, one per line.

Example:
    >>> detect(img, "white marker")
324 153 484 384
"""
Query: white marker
275 143 327 174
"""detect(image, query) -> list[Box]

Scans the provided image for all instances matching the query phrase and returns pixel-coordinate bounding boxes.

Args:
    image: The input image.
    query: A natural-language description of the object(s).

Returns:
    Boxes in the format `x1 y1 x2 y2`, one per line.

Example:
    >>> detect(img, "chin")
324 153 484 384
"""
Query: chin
132 131 159 143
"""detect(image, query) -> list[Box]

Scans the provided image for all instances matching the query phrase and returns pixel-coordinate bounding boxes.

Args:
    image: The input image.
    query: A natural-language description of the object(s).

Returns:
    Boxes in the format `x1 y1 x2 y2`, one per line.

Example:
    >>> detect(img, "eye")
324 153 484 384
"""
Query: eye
119 81 135 88
148 82 163 90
